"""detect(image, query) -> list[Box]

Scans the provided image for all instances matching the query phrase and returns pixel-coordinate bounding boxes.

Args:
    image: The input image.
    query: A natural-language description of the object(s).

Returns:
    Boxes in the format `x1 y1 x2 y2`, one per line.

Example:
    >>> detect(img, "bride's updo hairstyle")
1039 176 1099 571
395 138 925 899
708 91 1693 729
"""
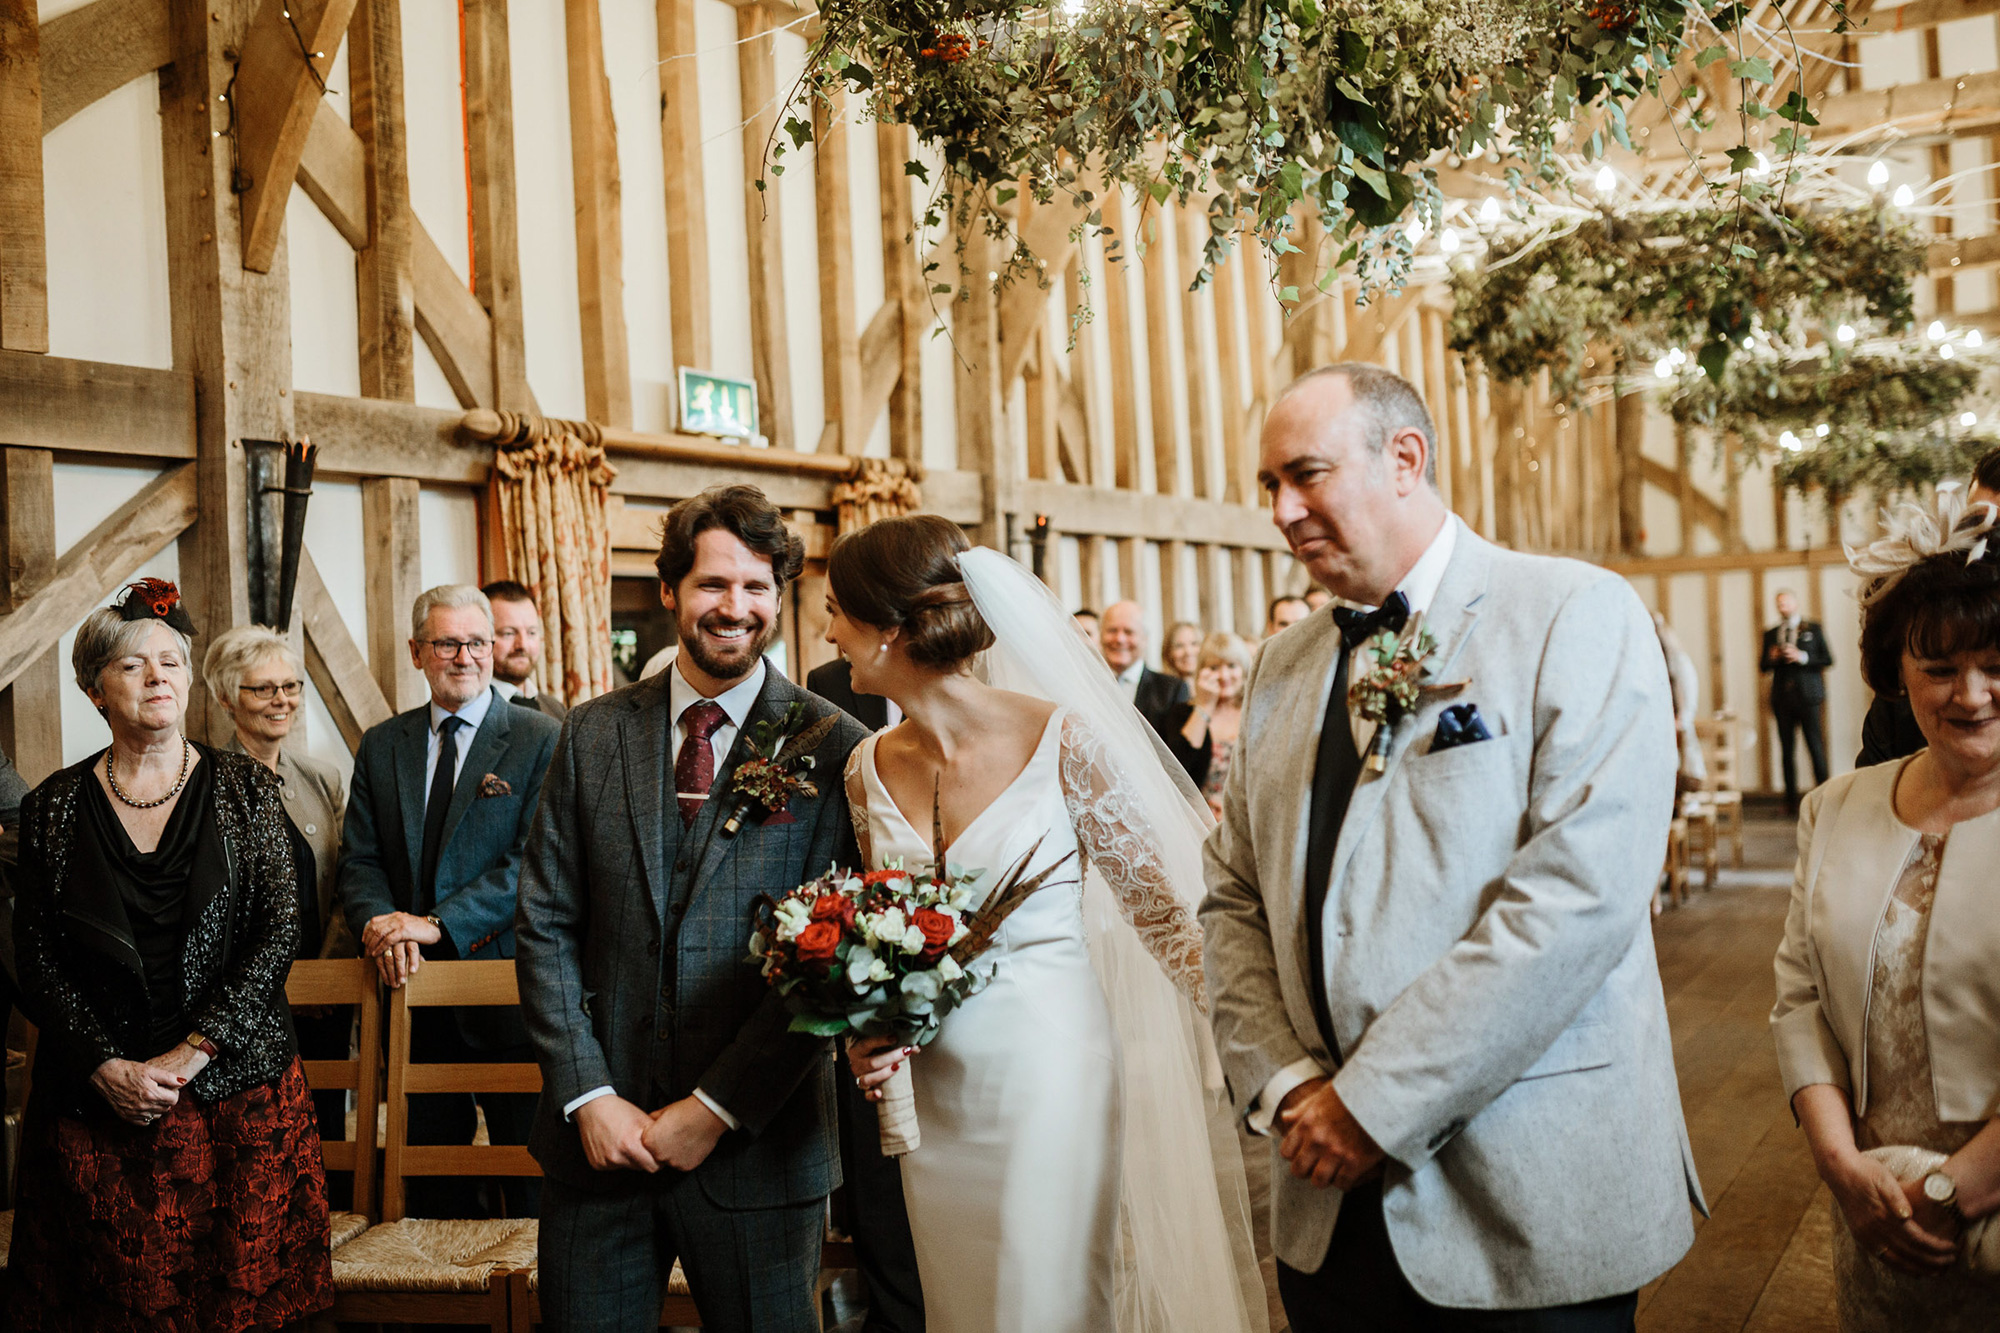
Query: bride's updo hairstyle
828 514 995 671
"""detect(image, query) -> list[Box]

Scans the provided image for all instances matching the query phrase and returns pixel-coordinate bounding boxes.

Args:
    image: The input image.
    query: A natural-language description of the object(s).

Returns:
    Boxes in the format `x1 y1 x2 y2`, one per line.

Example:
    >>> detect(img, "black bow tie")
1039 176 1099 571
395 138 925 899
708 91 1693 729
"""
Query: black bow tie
1334 591 1411 650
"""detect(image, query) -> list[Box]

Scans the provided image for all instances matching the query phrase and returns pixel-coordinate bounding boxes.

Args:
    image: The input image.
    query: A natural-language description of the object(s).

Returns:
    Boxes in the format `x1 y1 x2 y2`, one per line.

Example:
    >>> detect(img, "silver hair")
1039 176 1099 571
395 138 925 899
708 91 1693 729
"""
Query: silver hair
72 607 193 696
410 584 494 639
202 624 304 705
1282 362 1439 486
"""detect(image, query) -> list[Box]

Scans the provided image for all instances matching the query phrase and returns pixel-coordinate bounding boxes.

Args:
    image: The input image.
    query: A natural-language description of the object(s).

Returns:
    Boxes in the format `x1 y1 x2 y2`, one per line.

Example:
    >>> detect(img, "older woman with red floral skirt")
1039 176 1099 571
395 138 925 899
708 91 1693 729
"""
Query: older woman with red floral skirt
4 580 332 1332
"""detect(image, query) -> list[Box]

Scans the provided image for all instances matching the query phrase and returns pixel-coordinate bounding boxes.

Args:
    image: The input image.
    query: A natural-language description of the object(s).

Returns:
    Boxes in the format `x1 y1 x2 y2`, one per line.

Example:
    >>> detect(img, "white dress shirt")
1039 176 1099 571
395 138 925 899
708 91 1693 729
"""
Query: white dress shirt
491 677 542 703
425 688 495 805
1112 659 1145 703
563 659 769 1130
1251 515 1458 1135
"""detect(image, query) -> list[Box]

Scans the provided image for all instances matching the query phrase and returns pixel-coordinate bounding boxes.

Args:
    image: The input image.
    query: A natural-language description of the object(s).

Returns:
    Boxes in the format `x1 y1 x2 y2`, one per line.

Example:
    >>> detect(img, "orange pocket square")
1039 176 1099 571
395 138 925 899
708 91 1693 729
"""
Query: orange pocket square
476 773 513 799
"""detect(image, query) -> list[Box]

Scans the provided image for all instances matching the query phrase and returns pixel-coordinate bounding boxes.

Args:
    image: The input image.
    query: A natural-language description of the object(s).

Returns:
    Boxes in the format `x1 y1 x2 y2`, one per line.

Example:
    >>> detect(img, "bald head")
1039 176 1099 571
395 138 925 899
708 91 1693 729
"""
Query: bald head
1101 600 1146 673
1259 366 1449 604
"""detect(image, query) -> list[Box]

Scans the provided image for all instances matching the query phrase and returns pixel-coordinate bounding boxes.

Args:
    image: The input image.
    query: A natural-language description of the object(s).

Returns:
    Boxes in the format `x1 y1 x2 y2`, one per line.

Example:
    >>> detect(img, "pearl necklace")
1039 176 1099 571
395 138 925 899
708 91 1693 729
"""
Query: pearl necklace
107 737 193 809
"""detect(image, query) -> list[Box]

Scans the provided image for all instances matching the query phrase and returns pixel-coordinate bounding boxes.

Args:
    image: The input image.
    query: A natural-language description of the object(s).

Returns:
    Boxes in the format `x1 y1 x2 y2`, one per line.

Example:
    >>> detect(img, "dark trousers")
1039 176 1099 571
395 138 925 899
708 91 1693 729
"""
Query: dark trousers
1773 701 1829 807
537 1173 823 1333
834 1043 925 1332
294 1004 354 1211
1277 1181 1637 1333
405 1007 540 1219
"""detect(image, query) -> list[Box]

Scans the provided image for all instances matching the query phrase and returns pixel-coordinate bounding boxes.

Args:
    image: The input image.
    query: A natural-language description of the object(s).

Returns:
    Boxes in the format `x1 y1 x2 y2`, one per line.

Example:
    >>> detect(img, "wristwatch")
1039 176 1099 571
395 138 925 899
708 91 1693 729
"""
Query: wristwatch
1924 1168 1960 1213
184 1031 218 1059
425 914 444 930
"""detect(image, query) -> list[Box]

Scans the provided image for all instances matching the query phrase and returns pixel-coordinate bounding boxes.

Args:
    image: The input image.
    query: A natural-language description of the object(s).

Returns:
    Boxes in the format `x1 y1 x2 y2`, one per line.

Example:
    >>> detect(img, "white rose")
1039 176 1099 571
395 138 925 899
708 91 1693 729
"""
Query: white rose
843 877 865 895
936 955 963 982
871 907 907 946
899 924 929 955
846 945 879 987
867 958 892 982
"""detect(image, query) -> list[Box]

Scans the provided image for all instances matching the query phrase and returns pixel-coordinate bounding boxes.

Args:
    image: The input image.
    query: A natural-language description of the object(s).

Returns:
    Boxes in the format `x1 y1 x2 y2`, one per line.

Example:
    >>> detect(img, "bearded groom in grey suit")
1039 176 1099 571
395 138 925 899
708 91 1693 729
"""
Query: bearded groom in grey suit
1200 366 1703 1330
517 485 869 1333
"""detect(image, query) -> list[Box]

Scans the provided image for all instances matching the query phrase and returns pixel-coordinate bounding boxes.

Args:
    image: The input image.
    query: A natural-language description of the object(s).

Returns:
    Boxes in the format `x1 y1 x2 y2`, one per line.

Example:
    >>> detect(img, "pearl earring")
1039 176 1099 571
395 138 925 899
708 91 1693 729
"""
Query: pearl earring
878 643 889 654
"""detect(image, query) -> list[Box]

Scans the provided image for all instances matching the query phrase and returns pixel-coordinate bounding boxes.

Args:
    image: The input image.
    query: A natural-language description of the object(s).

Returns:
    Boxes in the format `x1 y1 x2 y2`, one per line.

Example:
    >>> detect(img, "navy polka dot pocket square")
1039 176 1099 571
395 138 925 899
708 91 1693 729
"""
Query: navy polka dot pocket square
1429 703 1493 754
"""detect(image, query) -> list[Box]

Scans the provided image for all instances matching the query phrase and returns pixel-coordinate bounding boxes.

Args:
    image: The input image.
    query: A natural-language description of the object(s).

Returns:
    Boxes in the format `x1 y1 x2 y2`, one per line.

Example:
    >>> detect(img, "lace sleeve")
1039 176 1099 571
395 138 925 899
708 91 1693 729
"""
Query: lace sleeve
844 742 873 869
1058 713 1208 1012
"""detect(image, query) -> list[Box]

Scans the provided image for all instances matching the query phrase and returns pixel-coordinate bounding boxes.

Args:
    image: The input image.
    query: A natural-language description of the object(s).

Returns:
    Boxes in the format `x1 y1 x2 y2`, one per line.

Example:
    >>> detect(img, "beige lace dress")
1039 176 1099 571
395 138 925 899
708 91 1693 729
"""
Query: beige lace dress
1834 831 2000 1330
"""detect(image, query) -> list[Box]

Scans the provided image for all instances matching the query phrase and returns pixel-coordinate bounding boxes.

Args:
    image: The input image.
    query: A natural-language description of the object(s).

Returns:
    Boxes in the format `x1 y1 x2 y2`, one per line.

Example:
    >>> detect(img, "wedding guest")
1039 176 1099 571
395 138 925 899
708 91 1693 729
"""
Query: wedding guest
1304 589 1332 612
1763 587 1834 812
1158 633 1251 817
6 581 332 1330
1101 600 1189 728
1859 461 2000 767
516 484 868 1331
338 584 560 1218
1264 594 1310 638
1773 487 2000 1328
483 579 568 722
1652 613 1707 790
1162 621 1204 683
808 655 898 732
1073 608 1101 650
1203 365 1697 1330
204 624 354 1198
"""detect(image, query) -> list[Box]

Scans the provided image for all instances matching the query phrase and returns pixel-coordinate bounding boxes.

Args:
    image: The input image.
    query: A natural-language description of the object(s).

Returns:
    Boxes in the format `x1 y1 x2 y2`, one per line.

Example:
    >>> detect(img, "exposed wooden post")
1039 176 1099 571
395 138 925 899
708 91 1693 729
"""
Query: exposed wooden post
737 3 793 449
1157 537 1184 626
234 0 356 274
1077 533 1105 610
1194 542 1220 633
349 0 414 401
657 0 709 373
1614 380 1647 555
1723 440 1745 553
1024 328 1058 481
1116 538 1139 605
162 0 293 744
875 121 922 462
1062 253 1103 486
954 215 1007 546
1139 203 1187 497
0 447 59 780
1098 190 1142 489
1675 419 1697 554
1231 547 1258 640
1750 563 1772 792
0 0 48 353
1420 308 1453 512
1209 247 1250 503
813 92 862 454
362 476 424 711
566 0 632 426
463 0 531 412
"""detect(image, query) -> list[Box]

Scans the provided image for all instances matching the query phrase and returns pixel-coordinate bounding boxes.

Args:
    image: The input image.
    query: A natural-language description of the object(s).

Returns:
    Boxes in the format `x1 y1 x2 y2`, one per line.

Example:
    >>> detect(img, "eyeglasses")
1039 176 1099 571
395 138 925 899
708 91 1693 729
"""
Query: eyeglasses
421 637 494 660
239 680 305 700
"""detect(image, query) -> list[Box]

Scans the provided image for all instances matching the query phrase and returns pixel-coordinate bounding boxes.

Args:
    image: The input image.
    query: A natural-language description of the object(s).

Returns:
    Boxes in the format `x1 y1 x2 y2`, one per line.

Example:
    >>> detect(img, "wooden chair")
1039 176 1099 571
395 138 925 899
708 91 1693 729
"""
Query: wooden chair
327 960 539 1333
1661 815 1690 911
285 956 382 1244
1694 712 1746 868
0 1022 32 1278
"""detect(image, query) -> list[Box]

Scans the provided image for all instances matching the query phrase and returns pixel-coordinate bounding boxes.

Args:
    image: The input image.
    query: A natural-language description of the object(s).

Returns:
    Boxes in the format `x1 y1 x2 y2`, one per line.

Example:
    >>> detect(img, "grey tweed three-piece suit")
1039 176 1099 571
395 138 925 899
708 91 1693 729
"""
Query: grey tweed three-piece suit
516 667 869 1333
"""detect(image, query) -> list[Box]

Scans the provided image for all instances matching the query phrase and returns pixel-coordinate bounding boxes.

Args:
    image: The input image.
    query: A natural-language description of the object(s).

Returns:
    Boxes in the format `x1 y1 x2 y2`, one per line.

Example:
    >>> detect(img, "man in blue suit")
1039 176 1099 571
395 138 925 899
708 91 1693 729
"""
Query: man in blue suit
339 583 561 1217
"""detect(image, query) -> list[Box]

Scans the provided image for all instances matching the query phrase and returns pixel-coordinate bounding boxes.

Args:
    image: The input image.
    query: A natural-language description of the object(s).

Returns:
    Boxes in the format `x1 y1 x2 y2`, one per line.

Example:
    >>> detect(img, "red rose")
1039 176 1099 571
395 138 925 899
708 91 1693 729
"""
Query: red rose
795 921 842 966
912 907 956 963
862 869 908 886
810 894 845 921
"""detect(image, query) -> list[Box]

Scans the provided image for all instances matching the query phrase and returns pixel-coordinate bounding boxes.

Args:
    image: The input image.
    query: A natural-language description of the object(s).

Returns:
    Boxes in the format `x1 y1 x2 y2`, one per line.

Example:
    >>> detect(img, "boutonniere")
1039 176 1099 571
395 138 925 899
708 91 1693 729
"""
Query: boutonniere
1347 612 1469 772
721 702 842 836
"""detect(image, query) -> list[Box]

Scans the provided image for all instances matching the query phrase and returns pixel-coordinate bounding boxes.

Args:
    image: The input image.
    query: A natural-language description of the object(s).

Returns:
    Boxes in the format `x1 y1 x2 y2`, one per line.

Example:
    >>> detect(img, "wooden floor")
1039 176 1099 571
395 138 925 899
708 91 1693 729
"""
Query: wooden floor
1638 812 1837 1333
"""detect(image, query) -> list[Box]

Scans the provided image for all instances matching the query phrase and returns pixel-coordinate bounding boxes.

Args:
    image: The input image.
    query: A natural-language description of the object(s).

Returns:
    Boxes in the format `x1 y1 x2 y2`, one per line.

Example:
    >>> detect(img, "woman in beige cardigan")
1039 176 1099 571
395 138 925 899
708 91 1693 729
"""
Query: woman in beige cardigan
1773 488 2000 1329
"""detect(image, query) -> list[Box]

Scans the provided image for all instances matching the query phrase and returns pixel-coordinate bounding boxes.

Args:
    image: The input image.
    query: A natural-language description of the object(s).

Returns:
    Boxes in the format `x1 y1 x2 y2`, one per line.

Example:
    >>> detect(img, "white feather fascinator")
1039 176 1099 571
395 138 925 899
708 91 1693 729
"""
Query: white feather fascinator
1847 481 2000 607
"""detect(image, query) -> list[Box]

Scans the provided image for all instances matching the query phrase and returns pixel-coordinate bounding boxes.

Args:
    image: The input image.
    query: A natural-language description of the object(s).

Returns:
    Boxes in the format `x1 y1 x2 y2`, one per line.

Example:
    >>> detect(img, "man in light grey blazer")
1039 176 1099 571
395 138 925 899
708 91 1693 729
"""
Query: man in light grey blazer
1201 365 1703 1330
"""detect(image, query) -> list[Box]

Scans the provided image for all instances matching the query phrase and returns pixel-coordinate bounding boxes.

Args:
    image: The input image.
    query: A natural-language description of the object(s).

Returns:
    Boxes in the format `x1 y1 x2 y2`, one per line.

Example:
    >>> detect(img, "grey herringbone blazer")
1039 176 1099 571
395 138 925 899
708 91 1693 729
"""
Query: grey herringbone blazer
1201 520 1704 1308
516 668 867 1207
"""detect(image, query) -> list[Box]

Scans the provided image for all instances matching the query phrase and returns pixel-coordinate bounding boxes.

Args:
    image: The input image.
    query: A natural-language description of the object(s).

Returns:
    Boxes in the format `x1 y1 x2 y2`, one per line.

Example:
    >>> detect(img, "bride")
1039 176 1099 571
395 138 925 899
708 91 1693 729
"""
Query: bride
828 514 1268 1333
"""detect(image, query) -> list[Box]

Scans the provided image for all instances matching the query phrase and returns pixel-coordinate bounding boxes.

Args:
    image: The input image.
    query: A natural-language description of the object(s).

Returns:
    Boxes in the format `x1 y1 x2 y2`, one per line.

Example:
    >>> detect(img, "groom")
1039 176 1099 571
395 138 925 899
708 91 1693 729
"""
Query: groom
516 484 869 1332
1201 366 1703 1330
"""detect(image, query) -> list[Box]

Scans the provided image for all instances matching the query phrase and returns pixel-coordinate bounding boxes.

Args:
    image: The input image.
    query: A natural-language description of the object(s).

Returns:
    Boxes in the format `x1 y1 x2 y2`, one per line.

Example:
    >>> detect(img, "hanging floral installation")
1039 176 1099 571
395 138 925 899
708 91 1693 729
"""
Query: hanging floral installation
772 0 1843 298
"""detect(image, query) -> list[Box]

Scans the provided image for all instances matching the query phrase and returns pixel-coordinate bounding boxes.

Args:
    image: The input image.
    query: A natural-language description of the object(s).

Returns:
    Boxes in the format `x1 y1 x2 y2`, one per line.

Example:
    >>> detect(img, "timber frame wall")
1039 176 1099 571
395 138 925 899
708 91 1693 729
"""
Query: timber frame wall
0 0 1976 793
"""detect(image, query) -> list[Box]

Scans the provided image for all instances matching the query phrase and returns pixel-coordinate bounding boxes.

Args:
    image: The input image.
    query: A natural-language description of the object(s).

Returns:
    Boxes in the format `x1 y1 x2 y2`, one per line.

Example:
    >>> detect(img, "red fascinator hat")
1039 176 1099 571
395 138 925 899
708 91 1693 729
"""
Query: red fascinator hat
117 578 198 636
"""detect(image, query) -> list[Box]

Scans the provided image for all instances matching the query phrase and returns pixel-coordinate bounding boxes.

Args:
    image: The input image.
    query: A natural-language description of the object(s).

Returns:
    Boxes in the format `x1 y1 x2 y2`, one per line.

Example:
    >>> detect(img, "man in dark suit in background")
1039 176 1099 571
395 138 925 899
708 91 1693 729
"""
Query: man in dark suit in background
484 579 569 723
517 485 870 1333
339 583 562 1218
1761 587 1833 811
1101 600 1190 728
807 656 895 732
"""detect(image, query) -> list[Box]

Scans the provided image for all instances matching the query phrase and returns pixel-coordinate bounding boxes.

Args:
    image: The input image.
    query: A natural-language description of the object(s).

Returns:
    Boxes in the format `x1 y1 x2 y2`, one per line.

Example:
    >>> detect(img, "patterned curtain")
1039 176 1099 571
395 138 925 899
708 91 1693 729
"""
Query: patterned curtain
485 412 618 704
832 457 924 537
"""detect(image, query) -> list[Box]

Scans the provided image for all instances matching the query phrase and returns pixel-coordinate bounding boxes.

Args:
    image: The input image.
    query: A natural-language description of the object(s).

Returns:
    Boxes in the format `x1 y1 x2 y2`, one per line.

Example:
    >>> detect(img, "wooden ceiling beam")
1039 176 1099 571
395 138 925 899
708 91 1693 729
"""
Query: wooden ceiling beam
566 0 632 426
1 0 48 352
235 0 357 274
0 347 196 456
39 0 173 135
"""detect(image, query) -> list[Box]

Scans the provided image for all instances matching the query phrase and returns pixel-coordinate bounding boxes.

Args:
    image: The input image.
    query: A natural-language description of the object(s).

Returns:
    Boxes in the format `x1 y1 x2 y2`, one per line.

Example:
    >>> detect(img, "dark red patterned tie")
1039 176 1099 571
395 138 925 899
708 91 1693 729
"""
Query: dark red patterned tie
676 700 728 826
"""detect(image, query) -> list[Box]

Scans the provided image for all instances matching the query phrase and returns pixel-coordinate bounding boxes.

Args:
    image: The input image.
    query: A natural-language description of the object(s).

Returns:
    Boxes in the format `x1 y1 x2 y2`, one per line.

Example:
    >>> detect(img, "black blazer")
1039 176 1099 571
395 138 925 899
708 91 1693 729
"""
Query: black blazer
338 688 561 1048
806 658 890 731
1155 700 1214 789
1858 695 1925 767
11 747 300 1112
1761 621 1832 707
1133 667 1191 729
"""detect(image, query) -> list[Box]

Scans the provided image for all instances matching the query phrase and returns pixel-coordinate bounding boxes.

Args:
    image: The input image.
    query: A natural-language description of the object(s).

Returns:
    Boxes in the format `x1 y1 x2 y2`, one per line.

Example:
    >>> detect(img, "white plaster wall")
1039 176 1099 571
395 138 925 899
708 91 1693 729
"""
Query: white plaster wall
403 0 472 285
603 0 675 433
419 487 483 589
696 0 756 393
287 185 363 397
510 0 588 419
775 28 825 453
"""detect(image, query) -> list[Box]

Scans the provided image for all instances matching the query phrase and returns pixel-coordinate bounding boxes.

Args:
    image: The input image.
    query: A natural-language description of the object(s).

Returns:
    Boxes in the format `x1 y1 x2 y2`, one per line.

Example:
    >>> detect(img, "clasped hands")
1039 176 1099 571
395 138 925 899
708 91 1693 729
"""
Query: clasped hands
1826 1149 1960 1277
574 1093 729 1174
93 1041 210 1127
1277 1076 1386 1192
362 911 443 989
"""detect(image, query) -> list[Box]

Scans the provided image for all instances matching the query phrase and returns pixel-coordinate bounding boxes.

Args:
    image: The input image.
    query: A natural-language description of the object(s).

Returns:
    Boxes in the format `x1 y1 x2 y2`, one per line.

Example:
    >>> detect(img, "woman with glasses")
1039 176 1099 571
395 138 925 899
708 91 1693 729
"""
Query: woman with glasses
204 624 355 1203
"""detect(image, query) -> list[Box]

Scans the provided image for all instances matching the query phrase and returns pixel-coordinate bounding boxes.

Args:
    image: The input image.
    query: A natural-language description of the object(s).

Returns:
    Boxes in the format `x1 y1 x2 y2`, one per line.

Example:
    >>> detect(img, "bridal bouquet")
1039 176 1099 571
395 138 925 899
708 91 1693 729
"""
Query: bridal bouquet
748 840 1074 1155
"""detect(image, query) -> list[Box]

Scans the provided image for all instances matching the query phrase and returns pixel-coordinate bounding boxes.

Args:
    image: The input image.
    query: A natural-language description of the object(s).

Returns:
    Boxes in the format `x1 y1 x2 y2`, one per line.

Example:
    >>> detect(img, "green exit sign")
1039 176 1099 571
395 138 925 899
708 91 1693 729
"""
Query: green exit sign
678 368 759 441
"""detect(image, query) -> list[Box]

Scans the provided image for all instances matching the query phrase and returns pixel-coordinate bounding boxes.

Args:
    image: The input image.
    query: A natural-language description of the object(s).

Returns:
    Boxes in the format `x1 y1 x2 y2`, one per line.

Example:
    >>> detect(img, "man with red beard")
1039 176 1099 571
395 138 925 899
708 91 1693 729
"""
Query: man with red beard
517 485 874 1332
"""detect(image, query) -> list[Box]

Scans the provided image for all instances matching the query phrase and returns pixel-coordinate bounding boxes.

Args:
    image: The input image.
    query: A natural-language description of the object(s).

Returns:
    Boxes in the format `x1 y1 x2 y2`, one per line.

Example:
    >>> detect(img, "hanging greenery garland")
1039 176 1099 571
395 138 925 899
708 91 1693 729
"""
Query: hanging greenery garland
783 0 1805 294
1444 202 1925 397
